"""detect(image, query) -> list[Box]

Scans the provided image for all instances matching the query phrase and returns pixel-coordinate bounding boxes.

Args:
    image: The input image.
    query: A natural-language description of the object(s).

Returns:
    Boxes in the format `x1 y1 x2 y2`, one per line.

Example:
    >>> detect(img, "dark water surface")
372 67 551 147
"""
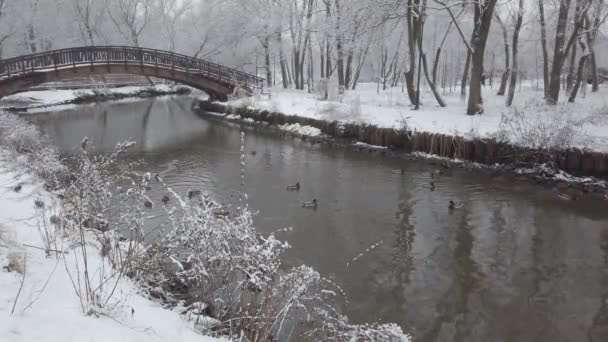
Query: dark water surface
30 97 608 342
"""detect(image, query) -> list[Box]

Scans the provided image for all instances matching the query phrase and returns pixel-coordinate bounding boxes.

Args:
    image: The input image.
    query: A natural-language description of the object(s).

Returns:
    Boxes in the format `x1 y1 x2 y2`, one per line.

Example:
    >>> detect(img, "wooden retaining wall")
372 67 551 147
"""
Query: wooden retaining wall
195 101 608 179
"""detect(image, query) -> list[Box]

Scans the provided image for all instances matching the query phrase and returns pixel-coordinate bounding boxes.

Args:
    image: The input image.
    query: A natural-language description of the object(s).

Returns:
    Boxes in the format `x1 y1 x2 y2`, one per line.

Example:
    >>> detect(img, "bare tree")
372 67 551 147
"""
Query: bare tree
547 0 594 104
538 0 549 97
467 0 499 115
72 0 104 46
106 0 151 47
495 13 509 96
506 0 524 107
0 0 14 57
156 0 192 51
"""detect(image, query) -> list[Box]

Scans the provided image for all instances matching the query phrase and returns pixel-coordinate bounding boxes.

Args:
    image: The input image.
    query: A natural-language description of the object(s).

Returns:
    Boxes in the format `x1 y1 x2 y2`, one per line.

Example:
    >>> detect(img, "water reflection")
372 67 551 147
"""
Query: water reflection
30 97 608 342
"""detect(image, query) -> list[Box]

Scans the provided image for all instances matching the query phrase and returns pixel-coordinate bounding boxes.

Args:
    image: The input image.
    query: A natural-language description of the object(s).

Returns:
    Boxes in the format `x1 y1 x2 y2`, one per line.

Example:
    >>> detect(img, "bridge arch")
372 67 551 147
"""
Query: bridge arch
0 46 263 101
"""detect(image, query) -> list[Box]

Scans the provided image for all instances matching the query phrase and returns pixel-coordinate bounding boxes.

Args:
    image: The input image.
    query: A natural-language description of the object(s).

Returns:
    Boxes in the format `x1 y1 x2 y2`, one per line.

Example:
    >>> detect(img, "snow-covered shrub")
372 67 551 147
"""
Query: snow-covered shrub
495 98 602 151
137 197 410 341
53 140 147 315
0 112 66 189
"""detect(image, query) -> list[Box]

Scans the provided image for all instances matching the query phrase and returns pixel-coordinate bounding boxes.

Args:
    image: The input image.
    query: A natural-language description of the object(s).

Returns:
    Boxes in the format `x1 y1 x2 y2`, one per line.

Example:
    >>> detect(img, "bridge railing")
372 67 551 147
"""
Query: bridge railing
0 46 264 90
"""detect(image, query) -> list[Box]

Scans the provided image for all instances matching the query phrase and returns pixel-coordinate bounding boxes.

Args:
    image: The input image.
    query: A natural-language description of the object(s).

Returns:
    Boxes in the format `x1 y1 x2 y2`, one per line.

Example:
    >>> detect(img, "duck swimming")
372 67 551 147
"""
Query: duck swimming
448 200 463 210
188 189 202 200
161 194 170 204
302 199 318 209
286 182 300 191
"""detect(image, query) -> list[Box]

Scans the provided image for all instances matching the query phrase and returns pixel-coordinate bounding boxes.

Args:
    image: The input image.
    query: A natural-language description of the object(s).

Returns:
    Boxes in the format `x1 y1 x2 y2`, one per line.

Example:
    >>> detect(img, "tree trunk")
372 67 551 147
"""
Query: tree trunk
547 0 572 104
588 9 601 92
320 44 325 79
506 0 524 107
335 0 344 88
467 0 499 115
538 0 550 97
496 14 509 96
569 54 589 102
264 36 272 88
461 50 471 99
566 41 578 91
423 53 446 107
404 0 420 104
278 31 289 88
431 7 464 86
570 15 591 103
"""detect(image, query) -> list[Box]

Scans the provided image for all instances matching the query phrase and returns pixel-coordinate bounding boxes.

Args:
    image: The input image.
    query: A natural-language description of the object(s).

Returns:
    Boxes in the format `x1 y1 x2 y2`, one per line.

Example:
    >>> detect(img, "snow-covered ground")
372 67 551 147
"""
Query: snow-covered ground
232 82 608 152
0 160 221 342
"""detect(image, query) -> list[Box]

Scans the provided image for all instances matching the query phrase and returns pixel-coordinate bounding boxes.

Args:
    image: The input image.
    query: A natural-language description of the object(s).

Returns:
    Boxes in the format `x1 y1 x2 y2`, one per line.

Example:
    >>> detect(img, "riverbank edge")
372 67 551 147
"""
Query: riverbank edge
0 112 225 340
193 100 608 197
3 85 192 112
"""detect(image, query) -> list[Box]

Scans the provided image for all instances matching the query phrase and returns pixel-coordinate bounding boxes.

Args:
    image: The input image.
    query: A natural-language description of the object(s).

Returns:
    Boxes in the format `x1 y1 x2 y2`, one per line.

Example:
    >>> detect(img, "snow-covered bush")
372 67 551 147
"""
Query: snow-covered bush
495 98 602 151
0 113 66 189
54 140 146 315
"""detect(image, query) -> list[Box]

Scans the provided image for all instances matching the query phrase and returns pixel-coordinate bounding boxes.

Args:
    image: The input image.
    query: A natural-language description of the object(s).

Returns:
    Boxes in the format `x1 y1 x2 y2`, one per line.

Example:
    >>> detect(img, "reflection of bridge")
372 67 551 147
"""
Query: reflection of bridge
0 46 263 101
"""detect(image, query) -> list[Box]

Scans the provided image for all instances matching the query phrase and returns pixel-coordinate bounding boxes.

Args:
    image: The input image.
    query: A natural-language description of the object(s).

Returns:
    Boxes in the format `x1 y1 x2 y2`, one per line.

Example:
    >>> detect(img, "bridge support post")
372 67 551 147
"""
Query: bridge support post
171 52 175 76
106 47 110 72
139 47 144 71
89 47 94 71
53 52 58 74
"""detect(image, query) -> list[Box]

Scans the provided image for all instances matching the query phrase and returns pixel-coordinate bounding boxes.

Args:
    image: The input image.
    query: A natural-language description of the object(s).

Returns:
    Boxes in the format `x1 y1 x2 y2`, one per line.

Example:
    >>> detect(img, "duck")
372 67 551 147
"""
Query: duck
286 182 300 191
154 174 161 182
13 184 22 192
161 194 170 204
250 150 257 156
144 200 153 209
448 200 463 210
554 187 580 201
430 181 435 191
188 189 202 200
392 169 405 175
302 199 318 209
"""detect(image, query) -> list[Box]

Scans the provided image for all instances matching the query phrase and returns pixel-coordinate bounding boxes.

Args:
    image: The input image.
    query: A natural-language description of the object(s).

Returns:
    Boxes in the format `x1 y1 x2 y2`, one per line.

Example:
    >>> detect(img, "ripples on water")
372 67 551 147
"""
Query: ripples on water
30 97 608 342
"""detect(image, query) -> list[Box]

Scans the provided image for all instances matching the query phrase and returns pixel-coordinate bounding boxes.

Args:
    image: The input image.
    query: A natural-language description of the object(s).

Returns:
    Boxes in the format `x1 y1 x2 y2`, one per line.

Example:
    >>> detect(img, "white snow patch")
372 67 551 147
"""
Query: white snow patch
278 123 322 137
353 142 388 150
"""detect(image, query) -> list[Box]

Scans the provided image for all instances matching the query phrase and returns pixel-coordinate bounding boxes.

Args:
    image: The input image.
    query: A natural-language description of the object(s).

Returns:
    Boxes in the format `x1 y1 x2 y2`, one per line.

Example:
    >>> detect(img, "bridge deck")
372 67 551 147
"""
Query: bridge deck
0 46 263 94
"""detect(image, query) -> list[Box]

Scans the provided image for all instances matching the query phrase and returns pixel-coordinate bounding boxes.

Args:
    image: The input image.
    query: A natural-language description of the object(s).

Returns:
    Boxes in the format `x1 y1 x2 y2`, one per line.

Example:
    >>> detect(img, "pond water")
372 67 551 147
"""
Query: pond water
29 96 608 342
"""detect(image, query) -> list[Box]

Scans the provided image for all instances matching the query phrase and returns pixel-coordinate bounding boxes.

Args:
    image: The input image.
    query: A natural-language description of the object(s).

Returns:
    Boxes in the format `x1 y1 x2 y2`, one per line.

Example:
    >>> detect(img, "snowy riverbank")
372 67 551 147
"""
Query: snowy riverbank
0 84 192 111
232 82 608 153
0 160 223 342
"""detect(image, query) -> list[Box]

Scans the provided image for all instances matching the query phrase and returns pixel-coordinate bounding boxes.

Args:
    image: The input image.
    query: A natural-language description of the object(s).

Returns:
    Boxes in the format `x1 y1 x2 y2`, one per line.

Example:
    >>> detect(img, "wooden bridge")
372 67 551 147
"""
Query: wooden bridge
0 46 264 101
